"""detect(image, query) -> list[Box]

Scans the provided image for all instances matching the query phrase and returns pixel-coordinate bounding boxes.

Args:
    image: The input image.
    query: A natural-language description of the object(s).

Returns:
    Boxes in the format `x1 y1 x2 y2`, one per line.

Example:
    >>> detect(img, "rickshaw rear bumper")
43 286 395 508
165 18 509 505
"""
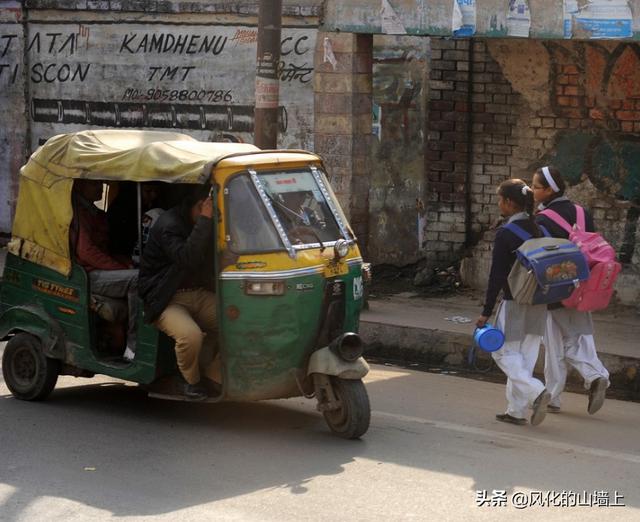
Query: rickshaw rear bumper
306 346 370 380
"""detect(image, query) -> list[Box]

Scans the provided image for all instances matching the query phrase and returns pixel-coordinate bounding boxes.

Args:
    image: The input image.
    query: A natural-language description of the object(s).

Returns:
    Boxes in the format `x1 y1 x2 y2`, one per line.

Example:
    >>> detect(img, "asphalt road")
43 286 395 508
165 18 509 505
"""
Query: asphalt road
1 351 639 521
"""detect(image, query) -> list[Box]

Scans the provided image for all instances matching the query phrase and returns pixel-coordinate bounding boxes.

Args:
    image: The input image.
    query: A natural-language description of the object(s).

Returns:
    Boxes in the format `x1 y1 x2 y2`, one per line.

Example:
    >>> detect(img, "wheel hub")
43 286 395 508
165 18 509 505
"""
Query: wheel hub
11 347 37 386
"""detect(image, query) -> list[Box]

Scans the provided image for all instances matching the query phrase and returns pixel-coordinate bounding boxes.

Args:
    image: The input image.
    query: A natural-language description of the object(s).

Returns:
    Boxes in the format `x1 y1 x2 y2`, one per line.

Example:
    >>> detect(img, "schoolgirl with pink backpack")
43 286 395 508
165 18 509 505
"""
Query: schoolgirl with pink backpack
532 166 613 416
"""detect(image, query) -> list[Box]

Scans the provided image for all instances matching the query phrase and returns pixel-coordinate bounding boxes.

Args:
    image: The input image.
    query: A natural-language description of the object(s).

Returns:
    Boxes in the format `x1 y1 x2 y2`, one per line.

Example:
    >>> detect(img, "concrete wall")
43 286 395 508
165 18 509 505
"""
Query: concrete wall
0 0 320 237
0 4 26 239
313 32 373 247
423 37 640 305
368 35 428 265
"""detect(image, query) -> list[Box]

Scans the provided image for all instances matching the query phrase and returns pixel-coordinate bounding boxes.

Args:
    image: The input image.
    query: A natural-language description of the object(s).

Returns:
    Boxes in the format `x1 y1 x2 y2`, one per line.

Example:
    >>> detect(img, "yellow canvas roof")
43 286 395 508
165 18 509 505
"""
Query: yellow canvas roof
20 129 260 186
9 130 260 275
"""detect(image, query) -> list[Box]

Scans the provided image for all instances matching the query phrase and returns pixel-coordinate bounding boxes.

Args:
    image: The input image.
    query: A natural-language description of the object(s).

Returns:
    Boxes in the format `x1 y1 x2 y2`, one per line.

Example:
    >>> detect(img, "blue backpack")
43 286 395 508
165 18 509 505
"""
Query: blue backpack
504 223 590 306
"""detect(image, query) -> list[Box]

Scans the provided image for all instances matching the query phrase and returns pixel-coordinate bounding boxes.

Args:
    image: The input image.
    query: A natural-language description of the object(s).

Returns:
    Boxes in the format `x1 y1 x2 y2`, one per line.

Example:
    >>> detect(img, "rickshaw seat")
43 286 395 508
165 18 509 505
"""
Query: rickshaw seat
90 294 128 323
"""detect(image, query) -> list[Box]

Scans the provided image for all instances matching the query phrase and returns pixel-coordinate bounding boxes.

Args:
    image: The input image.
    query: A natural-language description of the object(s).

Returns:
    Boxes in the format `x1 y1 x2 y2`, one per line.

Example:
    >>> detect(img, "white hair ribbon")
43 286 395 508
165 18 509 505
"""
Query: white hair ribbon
542 166 560 193
521 185 531 196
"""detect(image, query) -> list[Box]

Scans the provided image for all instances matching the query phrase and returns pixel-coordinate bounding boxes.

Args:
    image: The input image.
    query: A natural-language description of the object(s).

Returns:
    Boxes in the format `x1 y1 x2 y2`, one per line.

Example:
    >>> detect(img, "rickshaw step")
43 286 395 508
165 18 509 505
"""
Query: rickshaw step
148 391 218 403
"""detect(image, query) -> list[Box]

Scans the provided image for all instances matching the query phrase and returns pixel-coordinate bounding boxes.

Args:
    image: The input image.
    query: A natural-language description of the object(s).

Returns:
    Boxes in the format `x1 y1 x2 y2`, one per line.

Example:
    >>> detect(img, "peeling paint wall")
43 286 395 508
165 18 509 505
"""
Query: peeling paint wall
0 4 26 238
0 1 320 237
368 35 428 265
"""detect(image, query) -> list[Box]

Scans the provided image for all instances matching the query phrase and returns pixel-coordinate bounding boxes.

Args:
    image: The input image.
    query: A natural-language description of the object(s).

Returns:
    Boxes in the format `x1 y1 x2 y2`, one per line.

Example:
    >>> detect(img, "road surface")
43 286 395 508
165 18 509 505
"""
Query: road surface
1 354 639 521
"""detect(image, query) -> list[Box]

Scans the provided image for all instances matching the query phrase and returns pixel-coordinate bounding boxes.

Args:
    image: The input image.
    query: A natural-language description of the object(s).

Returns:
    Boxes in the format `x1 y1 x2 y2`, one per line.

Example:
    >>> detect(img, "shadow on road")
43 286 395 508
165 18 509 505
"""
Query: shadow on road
1 367 638 518
0 380 366 519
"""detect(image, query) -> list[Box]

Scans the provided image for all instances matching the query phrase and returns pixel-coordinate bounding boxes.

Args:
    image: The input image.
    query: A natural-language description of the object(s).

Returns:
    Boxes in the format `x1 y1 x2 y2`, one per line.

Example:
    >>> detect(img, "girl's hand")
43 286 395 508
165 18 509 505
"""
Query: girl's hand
476 315 489 328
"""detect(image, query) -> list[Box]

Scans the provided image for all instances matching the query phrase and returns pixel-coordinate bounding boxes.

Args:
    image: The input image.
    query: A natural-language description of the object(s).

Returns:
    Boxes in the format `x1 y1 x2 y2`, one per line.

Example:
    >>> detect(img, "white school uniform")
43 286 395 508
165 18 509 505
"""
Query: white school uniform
544 308 609 408
536 197 610 408
492 300 546 419
489 212 547 419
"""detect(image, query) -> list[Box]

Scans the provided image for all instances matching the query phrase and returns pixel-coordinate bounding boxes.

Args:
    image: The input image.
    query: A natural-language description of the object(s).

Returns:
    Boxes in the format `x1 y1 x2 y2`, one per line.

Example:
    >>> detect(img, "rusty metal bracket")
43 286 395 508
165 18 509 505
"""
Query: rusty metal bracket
312 373 341 412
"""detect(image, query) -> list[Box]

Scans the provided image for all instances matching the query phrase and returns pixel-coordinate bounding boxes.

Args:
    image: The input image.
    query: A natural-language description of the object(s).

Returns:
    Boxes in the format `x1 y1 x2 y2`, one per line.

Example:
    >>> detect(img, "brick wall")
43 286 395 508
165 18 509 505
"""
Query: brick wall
425 38 525 267
425 38 640 305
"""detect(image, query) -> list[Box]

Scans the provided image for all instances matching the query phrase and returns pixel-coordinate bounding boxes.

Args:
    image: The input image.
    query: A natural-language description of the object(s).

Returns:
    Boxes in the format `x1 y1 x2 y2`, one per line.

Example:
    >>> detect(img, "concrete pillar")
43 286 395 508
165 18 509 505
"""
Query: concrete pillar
314 32 372 253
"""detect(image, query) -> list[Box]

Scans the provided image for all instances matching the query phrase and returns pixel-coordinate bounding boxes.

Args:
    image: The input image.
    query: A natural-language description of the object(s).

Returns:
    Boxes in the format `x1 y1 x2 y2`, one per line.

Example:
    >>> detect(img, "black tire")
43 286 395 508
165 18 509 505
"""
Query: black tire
2 333 59 401
323 377 371 439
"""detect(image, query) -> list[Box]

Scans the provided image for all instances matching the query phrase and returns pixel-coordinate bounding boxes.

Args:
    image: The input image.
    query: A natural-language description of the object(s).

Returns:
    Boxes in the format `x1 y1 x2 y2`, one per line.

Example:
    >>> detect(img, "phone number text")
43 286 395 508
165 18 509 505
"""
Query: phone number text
122 88 233 103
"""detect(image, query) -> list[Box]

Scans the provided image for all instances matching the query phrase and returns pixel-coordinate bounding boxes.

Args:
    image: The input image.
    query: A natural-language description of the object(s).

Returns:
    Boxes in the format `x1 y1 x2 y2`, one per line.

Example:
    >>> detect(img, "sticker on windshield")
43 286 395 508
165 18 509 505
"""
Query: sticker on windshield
353 276 363 300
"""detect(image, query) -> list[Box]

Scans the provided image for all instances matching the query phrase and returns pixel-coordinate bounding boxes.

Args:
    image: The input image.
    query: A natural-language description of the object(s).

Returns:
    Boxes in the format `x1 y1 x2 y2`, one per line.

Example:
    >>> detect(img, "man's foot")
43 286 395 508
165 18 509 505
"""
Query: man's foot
547 404 561 413
588 377 607 415
530 390 551 426
123 347 135 361
496 413 527 425
183 382 208 401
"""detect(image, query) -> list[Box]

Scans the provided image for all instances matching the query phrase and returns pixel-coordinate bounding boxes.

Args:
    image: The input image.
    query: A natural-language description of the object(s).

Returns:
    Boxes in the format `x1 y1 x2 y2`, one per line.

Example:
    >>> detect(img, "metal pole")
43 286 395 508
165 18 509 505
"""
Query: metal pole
254 0 282 149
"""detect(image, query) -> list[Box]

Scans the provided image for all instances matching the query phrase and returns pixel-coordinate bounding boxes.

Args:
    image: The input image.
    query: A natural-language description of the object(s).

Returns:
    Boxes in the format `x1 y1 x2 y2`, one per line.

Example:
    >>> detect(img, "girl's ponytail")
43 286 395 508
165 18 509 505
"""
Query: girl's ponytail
498 179 541 237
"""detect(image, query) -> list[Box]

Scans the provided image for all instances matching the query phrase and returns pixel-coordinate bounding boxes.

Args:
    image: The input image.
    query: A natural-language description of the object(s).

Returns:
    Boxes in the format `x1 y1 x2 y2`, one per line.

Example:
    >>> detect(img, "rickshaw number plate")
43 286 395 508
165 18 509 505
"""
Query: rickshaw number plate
324 262 349 278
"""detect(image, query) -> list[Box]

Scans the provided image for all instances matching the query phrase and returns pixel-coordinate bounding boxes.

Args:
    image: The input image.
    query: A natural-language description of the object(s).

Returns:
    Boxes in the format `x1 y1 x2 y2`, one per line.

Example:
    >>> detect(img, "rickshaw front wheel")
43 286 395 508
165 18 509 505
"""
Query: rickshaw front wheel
322 377 371 439
2 333 60 401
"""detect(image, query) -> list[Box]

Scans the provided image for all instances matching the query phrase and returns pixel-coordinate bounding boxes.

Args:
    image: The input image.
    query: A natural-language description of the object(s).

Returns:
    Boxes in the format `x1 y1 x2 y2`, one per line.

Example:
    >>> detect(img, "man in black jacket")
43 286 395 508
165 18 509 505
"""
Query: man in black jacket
139 183 217 400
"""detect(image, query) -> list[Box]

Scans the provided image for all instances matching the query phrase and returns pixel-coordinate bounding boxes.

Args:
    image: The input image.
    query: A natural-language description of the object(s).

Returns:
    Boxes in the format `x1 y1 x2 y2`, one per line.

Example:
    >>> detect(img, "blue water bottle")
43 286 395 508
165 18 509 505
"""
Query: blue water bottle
473 324 505 352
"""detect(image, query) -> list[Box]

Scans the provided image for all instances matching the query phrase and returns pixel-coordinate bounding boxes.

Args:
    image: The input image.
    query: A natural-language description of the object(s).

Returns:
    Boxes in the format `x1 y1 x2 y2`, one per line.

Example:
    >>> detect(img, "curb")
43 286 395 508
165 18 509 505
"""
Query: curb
360 319 640 397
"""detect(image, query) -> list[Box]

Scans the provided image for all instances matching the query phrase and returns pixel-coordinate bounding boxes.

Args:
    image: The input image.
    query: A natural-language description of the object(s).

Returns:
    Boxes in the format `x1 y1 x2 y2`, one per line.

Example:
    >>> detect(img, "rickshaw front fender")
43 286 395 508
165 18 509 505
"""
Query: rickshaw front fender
0 305 65 359
306 346 370 380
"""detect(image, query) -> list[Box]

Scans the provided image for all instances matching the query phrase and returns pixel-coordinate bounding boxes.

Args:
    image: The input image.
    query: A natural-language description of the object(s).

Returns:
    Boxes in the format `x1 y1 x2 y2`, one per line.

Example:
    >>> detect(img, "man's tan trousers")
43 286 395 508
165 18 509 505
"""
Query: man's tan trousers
154 288 217 384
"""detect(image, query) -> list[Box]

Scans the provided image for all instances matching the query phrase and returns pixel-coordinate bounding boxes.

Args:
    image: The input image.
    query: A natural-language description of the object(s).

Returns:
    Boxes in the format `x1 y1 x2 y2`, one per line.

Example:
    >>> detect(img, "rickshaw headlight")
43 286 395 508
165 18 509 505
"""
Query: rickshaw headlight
362 262 372 283
244 281 285 296
329 332 364 362
334 239 349 260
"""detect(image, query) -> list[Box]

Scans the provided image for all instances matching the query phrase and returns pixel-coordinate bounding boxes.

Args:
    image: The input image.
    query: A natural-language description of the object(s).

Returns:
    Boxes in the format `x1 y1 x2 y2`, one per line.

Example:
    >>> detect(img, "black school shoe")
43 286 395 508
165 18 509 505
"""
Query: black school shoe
547 405 561 413
588 377 607 415
530 390 551 426
496 413 527 426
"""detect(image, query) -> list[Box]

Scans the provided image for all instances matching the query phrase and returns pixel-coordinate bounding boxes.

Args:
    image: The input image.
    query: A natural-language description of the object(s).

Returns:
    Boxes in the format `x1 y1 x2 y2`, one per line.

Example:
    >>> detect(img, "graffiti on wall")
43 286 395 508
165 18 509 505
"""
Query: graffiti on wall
0 24 316 148
0 22 316 233
539 41 640 262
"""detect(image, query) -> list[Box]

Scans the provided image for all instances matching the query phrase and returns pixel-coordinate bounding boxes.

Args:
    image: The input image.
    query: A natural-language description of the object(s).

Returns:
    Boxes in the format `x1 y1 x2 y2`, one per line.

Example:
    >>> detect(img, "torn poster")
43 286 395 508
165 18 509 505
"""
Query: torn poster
452 0 476 37
372 102 381 141
506 0 531 37
381 0 407 35
564 0 632 39
563 0 579 38
323 37 337 70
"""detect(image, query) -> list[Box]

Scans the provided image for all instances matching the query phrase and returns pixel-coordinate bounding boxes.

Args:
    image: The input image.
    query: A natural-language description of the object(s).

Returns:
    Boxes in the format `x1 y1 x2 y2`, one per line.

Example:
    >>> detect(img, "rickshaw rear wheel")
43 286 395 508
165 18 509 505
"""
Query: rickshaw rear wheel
2 333 60 401
322 377 370 439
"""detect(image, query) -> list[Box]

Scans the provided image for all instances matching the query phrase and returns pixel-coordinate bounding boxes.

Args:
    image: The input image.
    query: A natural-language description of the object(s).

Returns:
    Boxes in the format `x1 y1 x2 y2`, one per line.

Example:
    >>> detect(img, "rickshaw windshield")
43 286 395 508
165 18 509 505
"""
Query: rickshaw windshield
226 174 284 253
257 170 344 248
226 168 347 254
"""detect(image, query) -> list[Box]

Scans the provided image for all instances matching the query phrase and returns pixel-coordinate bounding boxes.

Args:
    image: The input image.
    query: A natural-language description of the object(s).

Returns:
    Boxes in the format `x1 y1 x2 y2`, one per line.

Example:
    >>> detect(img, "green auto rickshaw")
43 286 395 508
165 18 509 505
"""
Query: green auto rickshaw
0 130 371 439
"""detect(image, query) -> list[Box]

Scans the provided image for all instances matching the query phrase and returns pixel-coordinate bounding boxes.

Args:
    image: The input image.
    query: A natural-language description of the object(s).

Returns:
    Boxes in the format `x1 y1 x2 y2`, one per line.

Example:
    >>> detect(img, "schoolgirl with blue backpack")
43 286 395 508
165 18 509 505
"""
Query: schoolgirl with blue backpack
476 179 551 427
532 166 612 416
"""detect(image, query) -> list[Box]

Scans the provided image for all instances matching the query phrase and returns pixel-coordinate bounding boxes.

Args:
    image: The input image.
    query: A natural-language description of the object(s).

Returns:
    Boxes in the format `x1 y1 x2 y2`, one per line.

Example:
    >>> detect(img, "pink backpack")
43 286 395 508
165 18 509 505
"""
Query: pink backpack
561 261 621 311
539 205 616 266
539 204 620 312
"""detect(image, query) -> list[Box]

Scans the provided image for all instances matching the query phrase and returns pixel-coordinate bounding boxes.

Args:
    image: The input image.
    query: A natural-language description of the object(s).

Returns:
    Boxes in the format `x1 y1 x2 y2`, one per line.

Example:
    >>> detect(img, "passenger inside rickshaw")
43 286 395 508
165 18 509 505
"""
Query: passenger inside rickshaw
70 180 173 359
107 181 168 263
